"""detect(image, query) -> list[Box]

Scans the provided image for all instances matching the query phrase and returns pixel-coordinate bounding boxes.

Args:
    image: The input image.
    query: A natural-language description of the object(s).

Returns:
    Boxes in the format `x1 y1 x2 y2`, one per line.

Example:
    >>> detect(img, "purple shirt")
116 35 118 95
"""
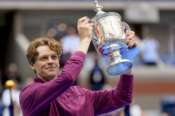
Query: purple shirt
20 51 133 116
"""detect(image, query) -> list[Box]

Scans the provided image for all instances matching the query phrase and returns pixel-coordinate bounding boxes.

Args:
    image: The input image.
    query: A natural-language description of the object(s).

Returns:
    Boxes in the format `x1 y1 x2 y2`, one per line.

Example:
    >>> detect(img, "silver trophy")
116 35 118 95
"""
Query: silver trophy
92 0 132 75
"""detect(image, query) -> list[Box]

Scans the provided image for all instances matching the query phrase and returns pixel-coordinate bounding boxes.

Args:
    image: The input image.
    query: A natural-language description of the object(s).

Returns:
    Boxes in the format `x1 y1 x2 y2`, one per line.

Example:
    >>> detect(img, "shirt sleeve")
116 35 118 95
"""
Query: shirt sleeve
20 51 86 115
91 74 133 115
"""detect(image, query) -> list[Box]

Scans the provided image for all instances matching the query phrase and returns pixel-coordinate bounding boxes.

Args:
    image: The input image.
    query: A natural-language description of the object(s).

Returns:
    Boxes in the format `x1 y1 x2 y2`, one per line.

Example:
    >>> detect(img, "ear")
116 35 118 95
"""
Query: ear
30 64 36 72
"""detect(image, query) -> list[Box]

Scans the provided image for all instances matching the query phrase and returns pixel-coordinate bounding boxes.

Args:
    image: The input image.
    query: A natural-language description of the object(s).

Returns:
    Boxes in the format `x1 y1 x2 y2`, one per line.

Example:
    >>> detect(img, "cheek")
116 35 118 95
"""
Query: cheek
57 62 60 68
36 63 46 72
55 60 60 67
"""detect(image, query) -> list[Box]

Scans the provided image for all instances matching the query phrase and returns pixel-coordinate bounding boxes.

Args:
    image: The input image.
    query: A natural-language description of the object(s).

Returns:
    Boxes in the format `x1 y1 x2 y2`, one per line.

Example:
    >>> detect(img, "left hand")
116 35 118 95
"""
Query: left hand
121 30 140 75
125 30 137 48
120 30 140 61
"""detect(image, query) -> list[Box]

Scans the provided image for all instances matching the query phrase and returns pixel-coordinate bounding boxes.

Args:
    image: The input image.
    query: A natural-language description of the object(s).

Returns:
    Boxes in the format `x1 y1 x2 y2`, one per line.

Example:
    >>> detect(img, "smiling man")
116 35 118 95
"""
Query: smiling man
29 42 61 81
19 16 136 116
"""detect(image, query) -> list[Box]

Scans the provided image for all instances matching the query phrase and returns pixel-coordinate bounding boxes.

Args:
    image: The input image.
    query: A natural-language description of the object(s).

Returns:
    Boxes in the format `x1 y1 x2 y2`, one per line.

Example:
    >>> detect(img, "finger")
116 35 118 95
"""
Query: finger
126 30 134 35
78 21 92 31
125 37 134 44
78 16 90 24
78 22 94 30
78 16 88 22
126 31 135 38
128 40 137 48
128 40 136 45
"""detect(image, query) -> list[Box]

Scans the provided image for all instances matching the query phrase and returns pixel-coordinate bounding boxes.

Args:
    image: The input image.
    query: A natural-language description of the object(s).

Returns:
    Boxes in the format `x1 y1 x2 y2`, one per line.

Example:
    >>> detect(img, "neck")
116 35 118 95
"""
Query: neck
37 75 55 82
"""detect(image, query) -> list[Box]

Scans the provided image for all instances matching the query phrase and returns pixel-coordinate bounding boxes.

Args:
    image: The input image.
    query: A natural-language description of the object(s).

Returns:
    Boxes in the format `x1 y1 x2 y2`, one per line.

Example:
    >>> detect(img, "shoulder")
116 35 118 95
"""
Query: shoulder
20 82 36 93
20 82 39 103
70 85 93 96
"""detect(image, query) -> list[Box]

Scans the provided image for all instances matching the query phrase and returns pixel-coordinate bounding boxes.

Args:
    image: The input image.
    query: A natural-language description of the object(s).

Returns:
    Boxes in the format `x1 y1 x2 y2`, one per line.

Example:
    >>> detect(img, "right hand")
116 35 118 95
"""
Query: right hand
77 16 94 41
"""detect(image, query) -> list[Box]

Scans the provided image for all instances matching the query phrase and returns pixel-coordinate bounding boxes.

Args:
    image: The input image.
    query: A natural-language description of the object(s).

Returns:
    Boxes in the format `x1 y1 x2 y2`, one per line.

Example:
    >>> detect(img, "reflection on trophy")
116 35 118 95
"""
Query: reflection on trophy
92 0 132 75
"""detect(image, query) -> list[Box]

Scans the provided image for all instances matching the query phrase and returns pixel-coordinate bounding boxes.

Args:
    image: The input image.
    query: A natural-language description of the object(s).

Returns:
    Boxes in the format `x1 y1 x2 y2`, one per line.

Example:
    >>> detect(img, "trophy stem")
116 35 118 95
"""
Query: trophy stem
94 0 105 14
110 50 122 64
107 49 132 75
100 42 132 75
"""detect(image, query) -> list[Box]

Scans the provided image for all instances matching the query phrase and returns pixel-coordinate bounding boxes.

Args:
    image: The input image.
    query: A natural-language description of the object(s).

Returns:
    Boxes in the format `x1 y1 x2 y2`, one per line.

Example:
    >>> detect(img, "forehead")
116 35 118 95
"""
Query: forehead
36 45 57 56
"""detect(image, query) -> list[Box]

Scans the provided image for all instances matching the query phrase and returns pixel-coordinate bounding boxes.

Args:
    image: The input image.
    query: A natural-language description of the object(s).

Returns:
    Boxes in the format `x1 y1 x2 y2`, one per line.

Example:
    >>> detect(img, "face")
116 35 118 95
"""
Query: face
32 45 60 81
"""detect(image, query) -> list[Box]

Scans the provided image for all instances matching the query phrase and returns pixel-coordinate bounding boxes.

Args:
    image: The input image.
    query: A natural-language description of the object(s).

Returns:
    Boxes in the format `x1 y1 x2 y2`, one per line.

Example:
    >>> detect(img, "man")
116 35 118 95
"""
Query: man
20 16 136 116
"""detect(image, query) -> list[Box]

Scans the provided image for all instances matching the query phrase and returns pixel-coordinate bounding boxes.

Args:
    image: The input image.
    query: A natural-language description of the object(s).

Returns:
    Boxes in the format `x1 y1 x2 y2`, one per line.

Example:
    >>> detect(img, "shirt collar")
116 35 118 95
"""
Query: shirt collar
34 77 45 83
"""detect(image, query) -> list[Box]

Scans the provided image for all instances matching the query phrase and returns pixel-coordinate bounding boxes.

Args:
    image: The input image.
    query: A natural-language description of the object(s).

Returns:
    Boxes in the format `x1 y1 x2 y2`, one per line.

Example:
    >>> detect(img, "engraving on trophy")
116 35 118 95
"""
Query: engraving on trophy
99 16 123 40
92 0 132 75
94 22 105 44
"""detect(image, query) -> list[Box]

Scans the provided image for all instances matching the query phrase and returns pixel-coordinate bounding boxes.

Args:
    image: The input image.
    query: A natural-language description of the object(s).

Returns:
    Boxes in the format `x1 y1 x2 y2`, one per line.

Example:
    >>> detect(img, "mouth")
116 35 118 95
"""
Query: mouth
46 65 57 71
47 67 57 70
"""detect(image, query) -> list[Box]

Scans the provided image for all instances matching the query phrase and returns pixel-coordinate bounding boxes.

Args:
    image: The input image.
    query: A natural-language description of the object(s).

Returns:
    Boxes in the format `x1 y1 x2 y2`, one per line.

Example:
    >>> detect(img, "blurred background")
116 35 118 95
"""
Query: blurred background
0 0 175 116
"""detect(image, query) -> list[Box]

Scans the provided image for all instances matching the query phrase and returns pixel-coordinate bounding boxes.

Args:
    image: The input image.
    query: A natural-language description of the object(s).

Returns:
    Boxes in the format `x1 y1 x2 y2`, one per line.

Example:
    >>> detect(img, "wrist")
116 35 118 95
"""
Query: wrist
76 38 91 54
123 69 132 75
80 37 91 42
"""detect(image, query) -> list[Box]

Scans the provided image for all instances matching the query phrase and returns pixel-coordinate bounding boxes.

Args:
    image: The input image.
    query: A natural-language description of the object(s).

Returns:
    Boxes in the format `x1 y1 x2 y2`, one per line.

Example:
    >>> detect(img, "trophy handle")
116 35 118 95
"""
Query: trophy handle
122 21 131 33
121 22 132 47
121 21 131 39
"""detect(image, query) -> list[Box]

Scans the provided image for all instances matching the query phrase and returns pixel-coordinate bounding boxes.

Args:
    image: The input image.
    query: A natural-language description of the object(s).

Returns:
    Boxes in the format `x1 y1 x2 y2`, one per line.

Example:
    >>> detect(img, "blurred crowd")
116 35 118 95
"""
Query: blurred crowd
0 22 175 116
47 22 175 67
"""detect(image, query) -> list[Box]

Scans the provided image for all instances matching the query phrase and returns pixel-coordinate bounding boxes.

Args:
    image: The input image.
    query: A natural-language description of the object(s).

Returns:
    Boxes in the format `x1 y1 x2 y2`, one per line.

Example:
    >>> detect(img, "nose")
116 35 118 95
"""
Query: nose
48 56 55 63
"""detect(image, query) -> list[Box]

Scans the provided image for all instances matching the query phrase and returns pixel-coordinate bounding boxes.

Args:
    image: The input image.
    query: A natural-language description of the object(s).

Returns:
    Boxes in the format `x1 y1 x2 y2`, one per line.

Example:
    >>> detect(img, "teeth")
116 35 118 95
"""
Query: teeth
48 67 55 68
46 65 57 69
47 66 57 69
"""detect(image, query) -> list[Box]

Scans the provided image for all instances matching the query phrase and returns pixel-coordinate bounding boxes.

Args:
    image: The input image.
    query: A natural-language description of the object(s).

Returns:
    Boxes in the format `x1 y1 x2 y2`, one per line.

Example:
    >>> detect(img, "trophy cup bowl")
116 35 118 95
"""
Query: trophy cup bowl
92 0 132 75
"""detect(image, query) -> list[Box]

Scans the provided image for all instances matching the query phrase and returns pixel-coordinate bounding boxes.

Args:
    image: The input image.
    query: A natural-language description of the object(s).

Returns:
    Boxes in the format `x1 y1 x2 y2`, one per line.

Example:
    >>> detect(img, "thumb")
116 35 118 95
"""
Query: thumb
120 47 140 61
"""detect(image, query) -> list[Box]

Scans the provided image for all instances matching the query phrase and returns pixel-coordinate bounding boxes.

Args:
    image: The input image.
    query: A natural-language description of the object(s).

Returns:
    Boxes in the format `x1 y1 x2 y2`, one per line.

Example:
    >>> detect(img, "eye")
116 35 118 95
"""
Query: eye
51 55 58 60
39 56 48 61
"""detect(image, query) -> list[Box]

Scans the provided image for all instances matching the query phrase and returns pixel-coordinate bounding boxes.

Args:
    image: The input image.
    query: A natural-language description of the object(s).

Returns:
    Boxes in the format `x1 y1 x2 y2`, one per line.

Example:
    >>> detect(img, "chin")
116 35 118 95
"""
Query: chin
44 74 56 81
48 73 57 77
41 70 58 81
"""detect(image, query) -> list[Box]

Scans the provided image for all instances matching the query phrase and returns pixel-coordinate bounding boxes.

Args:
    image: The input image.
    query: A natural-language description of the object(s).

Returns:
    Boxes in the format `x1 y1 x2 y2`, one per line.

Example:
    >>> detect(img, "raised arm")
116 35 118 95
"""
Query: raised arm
20 52 86 114
92 74 133 115
91 30 137 114
20 16 93 115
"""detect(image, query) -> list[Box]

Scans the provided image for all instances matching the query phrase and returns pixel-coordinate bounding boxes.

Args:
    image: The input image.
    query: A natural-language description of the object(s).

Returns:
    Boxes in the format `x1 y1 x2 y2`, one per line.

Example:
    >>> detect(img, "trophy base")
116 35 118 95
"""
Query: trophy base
107 59 132 75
